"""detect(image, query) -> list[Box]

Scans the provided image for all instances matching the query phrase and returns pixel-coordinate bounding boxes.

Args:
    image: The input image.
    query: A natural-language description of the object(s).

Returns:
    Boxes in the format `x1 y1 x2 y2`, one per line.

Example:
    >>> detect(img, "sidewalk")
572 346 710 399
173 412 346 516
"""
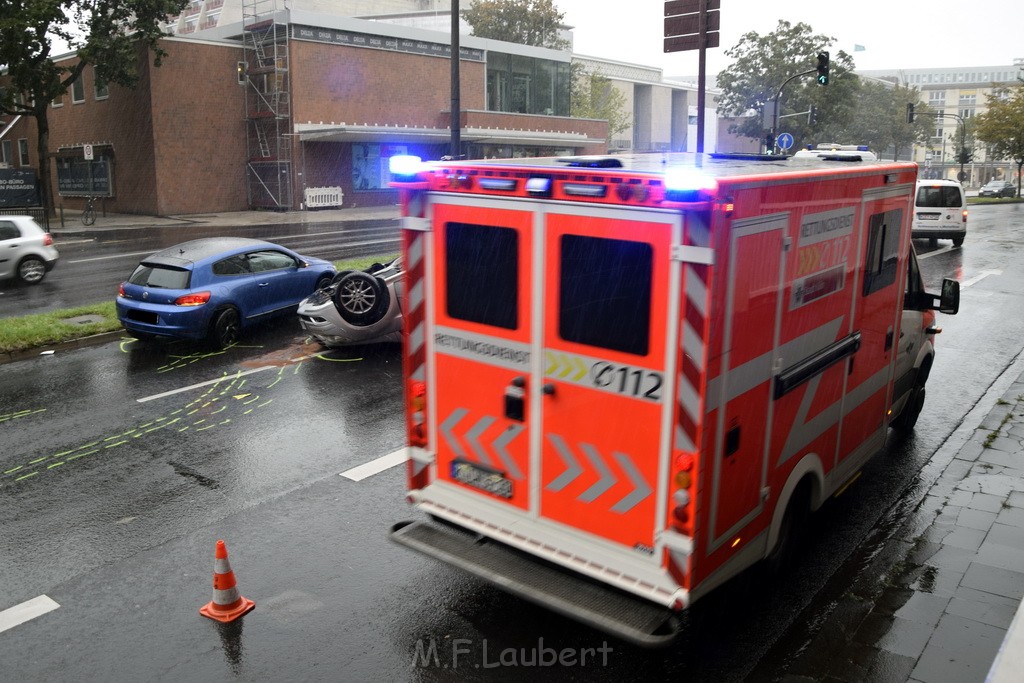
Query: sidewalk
46 205 401 236
776 358 1024 682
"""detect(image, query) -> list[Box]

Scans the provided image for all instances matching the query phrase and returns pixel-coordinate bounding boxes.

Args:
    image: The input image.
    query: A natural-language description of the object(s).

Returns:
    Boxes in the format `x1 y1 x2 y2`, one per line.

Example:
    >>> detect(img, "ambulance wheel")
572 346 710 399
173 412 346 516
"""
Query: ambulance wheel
764 481 810 577
333 271 389 326
893 361 931 431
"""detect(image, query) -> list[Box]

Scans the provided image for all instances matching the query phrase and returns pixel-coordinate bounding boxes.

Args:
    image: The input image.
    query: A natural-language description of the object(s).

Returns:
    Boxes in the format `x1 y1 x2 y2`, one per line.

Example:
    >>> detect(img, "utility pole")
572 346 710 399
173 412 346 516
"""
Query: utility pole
450 0 461 159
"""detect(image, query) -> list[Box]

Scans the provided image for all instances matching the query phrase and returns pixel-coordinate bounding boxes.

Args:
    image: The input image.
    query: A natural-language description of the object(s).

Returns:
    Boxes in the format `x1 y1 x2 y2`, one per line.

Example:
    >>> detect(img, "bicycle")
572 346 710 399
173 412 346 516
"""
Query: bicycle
81 196 96 226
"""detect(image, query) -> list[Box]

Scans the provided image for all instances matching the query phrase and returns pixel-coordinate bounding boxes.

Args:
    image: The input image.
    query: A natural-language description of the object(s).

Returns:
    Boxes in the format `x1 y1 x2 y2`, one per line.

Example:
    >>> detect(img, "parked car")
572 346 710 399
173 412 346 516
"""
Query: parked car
912 179 967 247
0 216 59 285
116 237 334 348
298 257 403 346
978 180 1017 198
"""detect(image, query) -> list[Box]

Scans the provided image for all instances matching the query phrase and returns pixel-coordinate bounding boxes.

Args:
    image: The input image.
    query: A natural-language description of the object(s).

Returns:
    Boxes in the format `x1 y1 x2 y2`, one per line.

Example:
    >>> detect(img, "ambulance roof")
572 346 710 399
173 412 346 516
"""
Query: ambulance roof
433 152 908 181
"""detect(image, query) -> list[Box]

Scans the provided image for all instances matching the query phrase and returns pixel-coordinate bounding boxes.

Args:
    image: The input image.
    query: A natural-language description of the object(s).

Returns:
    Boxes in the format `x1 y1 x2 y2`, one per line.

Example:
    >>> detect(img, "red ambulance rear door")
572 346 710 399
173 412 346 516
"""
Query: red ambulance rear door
539 205 680 551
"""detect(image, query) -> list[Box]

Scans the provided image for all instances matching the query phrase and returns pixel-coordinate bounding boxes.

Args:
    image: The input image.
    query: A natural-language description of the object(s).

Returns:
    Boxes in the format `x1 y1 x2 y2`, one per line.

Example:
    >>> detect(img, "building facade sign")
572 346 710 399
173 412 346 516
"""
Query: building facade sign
291 24 485 62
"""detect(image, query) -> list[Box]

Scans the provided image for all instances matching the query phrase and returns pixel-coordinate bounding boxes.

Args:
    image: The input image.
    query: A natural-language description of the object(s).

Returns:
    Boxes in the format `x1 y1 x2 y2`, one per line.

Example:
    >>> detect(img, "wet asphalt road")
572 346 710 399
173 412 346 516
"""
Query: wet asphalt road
0 219 400 318
1 204 1023 680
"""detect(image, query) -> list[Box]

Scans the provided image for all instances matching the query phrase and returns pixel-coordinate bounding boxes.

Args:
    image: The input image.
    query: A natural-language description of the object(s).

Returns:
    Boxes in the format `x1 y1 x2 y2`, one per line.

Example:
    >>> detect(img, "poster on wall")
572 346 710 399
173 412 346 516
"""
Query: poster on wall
352 143 408 191
56 155 112 196
0 168 40 207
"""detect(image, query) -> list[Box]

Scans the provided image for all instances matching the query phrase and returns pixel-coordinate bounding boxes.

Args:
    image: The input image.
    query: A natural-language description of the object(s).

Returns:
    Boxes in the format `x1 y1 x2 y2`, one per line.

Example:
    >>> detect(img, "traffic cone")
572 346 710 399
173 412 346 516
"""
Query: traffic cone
199 539 255 623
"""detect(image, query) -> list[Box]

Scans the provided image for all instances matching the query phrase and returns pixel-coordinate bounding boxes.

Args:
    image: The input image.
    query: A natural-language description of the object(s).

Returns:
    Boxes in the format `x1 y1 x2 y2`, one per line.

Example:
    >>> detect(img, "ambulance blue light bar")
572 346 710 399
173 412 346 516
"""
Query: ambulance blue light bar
389 155 425 181
663 167 718 202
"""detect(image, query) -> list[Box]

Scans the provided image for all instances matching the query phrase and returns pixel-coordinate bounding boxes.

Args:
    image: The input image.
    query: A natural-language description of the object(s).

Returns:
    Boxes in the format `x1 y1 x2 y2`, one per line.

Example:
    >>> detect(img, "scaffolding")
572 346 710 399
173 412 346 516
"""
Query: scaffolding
241 0 292 209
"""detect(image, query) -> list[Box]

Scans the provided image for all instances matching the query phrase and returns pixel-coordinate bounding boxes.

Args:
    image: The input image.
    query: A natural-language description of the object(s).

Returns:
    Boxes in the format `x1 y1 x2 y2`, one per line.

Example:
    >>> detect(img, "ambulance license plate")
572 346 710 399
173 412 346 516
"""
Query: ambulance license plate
451 459 513 499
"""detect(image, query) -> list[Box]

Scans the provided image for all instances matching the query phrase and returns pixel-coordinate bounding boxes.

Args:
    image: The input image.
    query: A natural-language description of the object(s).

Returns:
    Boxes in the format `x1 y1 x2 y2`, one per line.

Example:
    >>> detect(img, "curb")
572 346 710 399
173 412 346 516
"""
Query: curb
0 330 125 366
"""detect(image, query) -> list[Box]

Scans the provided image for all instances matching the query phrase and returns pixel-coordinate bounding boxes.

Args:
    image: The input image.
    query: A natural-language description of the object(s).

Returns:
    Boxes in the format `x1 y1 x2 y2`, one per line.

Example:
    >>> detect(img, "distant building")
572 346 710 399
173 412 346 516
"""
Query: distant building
860 65 1024 185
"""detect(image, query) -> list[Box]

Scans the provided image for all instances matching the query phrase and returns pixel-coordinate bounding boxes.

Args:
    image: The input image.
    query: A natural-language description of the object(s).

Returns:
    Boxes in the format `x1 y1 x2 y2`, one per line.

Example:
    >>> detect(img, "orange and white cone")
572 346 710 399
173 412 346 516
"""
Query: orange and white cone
199 539 255 623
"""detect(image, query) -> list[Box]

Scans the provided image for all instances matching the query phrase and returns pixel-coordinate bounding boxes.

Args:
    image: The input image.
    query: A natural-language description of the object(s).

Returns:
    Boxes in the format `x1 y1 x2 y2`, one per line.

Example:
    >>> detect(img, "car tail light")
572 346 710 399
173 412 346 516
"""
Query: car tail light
118 283 126 298
671 453 695 532
962 210 968 223
174 291 211 306
43 233 54 247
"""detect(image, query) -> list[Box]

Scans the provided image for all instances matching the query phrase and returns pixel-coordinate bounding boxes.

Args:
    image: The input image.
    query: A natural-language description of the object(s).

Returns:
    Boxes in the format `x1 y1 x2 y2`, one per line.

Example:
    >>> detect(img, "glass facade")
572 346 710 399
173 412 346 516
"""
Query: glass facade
486 52 570 116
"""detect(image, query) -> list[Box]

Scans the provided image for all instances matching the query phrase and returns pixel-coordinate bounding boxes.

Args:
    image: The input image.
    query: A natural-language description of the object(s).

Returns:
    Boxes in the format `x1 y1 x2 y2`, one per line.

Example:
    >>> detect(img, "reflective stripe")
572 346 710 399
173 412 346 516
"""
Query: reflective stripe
214 557 232 575
546 433 583 492
434 326 531 372
211 587 241 606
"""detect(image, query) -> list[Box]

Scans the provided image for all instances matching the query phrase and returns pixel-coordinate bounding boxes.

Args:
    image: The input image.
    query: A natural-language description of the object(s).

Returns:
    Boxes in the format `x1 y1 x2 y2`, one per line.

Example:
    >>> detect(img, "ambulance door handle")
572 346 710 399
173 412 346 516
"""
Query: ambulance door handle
505 377 526 422
542 383 556 396
511 376 526 388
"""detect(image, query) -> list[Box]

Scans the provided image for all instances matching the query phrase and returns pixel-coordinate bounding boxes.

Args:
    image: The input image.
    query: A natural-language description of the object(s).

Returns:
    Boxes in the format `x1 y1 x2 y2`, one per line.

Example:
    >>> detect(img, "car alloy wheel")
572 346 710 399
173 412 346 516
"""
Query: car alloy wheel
17 256 46 285
208 307 241 349
332 271 389 326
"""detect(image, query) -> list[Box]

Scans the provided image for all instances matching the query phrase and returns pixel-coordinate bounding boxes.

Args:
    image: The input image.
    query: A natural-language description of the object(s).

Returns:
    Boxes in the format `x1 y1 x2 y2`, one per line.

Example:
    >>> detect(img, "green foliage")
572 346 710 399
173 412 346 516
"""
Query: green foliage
716 20 859 146
0 302 120 354
843 81 933 160
975 84 1024 197
461 0 569 49
570 62 630 139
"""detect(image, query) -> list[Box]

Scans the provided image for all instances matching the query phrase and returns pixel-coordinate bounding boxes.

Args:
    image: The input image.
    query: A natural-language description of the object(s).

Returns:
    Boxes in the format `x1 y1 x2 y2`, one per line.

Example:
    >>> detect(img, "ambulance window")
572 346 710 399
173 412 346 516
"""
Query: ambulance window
445 222 519 329
863 209 902 296
559 235 652 355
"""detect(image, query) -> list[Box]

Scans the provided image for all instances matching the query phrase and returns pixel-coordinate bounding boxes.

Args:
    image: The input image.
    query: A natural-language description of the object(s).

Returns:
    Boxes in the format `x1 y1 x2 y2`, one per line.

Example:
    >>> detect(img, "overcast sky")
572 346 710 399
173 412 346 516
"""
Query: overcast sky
557 0 1024 77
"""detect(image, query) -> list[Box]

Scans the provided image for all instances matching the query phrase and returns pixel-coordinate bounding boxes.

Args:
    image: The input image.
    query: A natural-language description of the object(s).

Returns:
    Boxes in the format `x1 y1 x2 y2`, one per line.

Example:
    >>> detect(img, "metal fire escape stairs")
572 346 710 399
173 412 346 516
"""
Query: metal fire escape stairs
242 0 292 209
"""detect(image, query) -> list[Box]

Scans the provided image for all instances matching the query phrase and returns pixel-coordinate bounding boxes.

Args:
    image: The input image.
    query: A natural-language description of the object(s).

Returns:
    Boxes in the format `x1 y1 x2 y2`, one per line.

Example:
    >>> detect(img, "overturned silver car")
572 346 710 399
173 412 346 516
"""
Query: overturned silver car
297 258 403 346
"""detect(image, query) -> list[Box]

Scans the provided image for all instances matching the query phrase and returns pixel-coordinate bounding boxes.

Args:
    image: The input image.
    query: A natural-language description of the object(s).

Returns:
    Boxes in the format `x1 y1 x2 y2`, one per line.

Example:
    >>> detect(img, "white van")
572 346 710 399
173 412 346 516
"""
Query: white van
913 178 966 247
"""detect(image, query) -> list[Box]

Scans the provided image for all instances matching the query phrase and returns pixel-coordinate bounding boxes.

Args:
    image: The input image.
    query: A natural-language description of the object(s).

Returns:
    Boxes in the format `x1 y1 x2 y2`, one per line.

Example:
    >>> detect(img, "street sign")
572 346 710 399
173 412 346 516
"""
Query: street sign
83 144 94 161
664 0 720 54
777 132 794 150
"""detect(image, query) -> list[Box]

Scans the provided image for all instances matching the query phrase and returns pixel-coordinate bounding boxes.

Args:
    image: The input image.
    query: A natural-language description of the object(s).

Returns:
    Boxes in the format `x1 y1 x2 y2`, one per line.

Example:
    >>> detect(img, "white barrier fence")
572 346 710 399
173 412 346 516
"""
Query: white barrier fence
304 186 344 209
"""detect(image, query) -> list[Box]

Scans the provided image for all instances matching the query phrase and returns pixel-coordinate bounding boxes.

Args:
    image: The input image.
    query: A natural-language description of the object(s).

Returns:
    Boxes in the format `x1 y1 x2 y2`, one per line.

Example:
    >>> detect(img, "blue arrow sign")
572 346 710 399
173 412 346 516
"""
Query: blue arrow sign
777 132 794 150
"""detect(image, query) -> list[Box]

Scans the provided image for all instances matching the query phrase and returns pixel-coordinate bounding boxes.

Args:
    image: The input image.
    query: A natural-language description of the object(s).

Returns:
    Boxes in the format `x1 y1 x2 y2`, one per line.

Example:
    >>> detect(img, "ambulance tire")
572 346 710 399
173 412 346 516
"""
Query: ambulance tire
332 271 390 326
764 480 811 578
893 361 931 432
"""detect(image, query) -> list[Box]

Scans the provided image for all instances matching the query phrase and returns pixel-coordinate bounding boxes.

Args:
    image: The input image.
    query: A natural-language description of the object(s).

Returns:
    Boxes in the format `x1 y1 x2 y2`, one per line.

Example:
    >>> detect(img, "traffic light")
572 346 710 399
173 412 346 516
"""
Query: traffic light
906 103 915 123
808 104 818 125
816 52 830 86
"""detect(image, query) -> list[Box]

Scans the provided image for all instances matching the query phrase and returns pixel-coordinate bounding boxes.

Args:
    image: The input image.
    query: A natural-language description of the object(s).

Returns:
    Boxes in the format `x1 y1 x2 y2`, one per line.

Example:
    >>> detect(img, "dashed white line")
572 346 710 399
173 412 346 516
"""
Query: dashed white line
340 448 407 481
960 269 1002 288
0 595 60 634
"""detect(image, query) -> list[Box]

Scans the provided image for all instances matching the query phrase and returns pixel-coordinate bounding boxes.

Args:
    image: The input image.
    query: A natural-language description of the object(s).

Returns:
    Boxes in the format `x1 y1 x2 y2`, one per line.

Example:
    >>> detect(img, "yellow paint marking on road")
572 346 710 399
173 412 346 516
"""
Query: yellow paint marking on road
187 409 199 415
28 457 47 465
233 393 252 400
195 424 215 432
243 409 253 415
46 462 64 469
104 440 127 449
170 409 183 415
315 354 363 362
257 399 272 408
178 426 189 432
243 396 261 405
15 472 38 481
4 466 23 475
211 405 227 415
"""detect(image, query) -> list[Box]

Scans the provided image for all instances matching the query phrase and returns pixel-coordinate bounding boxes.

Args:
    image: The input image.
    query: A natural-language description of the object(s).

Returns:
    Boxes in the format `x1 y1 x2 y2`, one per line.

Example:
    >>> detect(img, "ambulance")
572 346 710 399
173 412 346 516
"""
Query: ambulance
388 151 959 646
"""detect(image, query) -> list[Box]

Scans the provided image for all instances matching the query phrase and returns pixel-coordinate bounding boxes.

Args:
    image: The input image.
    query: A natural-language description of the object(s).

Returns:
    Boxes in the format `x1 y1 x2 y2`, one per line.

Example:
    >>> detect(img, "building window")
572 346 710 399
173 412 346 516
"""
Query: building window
486 52 569 116
18 138 30 166
960 108 975 119
928 91 945 104
1 140 11 165
52 92 63 107
71 76 85 103
94 69 109 100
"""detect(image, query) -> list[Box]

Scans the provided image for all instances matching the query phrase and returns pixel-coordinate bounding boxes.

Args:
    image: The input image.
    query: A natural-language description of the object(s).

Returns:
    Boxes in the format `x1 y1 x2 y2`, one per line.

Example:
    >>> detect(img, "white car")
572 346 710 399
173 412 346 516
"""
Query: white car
0 215 60 284
297 258 403 346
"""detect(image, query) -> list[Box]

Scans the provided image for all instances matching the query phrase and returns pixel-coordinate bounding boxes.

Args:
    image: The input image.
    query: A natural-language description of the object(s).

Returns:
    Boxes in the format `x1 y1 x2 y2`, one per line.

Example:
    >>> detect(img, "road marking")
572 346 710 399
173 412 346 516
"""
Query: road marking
960 269 1002 288
915 245 953 260
67 249 157 264
0 595 60 634
137 364 290 403
340 448 407 481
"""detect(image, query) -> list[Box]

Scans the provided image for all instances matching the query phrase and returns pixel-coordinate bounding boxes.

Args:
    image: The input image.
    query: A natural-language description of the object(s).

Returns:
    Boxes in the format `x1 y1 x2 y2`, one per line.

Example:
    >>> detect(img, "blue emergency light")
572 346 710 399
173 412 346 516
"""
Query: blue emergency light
663 167 718 202
389 155 424 181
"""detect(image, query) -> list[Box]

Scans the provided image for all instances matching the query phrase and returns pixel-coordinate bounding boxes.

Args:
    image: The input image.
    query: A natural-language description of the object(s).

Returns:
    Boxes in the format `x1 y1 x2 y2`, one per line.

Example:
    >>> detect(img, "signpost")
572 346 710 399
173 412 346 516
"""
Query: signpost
664 0 720 154
776 132 794 151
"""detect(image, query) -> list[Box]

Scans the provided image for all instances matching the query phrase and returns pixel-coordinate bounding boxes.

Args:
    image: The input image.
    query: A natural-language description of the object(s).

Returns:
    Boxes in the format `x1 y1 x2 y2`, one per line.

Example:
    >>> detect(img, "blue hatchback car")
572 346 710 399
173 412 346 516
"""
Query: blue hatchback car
117 237 335 348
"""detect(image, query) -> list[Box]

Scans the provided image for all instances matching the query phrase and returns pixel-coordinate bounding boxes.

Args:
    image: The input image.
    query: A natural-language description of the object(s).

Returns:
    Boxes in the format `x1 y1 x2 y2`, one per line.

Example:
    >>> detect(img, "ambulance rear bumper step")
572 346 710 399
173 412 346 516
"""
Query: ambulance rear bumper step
390 519 681 648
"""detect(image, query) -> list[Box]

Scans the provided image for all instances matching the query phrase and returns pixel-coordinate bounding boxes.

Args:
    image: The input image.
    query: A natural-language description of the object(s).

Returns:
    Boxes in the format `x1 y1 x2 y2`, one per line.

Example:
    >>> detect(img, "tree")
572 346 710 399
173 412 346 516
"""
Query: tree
716 21 858 149
0 0 187 215
570 63 630 141
842 80 932 160
975 84 1024 197
461 0 569 49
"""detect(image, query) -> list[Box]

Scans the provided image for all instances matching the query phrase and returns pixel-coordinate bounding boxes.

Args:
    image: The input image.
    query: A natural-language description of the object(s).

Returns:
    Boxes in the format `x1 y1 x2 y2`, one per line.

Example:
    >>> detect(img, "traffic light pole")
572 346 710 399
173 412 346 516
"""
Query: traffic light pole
910 107 967 181
765 69 815 153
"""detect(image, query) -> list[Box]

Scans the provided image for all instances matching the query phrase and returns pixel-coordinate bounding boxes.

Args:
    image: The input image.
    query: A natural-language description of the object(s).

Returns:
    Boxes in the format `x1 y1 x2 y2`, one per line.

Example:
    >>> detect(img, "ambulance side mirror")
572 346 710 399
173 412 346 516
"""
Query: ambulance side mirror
932 278 960 315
